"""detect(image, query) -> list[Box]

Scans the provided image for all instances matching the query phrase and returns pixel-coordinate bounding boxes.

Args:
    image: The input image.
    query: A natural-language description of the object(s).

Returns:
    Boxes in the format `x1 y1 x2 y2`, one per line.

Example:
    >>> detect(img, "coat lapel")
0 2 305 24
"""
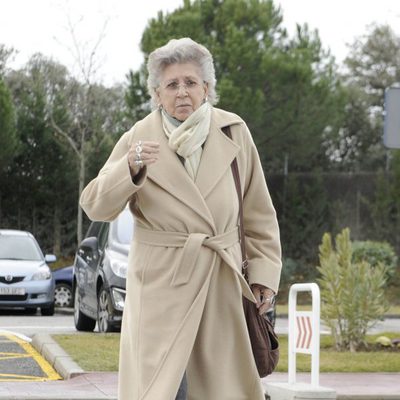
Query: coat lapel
195 109 242 199
140 108 243 230
143 111 216 230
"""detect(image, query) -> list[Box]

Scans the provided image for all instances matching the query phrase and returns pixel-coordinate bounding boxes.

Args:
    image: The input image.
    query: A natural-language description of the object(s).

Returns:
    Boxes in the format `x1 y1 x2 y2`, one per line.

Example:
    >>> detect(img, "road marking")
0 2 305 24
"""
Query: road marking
0 329 32 342
0 351 31 361
0 333 61 382
0 372 49 381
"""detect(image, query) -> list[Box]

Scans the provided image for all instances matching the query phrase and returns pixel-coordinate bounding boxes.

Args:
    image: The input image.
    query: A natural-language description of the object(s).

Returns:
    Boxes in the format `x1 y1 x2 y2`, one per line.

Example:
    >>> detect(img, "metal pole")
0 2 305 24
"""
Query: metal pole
310 283 320 386
288 286 297 384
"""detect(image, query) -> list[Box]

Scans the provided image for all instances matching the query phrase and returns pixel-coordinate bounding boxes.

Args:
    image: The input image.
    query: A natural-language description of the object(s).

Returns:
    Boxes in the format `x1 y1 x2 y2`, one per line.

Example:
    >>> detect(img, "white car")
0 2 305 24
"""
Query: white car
0 229 56 315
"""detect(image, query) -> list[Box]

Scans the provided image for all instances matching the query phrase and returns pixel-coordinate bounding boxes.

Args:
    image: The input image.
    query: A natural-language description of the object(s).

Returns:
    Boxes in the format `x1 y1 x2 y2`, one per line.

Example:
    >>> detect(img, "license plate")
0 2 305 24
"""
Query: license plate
0 287 26 295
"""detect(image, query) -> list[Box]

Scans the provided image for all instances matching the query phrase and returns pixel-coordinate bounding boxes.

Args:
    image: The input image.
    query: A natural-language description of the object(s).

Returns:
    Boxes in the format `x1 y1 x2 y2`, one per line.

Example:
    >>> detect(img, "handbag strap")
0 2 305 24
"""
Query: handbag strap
222 126 249 278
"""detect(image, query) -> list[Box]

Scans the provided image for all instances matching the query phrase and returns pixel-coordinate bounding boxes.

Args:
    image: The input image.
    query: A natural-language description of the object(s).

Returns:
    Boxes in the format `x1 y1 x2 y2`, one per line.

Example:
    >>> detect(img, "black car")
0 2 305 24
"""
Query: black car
73 208 133 332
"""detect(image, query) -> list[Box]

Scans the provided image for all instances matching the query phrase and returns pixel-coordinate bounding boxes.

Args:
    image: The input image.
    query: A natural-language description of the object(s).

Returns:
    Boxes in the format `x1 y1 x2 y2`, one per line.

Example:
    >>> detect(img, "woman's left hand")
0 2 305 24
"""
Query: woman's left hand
251 284 275 315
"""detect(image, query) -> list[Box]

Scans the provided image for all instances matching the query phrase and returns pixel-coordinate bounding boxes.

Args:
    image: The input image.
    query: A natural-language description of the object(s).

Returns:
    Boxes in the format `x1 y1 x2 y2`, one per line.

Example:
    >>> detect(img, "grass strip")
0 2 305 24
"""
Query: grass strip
53 332 400 373
54 333 120 371
277 333 400 372
276 303 400 316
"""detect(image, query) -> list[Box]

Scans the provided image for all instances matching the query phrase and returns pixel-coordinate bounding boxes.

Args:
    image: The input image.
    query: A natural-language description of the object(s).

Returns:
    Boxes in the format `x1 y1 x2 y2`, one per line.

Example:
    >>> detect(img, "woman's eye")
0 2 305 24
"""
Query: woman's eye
186 80 197 87
167 82 178 90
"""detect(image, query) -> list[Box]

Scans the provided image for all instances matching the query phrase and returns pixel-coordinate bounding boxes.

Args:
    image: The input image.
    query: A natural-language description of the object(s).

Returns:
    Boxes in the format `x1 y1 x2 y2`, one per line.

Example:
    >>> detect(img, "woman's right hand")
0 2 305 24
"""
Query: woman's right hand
128 141 160 176
251 284 276 315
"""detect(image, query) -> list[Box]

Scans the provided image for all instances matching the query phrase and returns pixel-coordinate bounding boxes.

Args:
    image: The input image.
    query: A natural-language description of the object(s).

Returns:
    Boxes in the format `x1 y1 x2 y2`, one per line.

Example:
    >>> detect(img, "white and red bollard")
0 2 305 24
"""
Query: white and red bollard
288 283 321 387
264 283 336 400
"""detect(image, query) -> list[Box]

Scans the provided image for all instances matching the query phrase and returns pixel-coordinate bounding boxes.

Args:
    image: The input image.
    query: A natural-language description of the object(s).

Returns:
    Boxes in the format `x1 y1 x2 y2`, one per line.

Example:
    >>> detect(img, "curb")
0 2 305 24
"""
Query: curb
0 397 114 400
31 334 84 379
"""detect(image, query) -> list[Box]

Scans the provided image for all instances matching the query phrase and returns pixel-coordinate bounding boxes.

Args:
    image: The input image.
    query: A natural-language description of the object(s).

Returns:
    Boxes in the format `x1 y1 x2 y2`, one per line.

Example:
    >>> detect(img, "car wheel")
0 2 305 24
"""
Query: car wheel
74 285 96 331
41 303 55 316
54 283 73 308
97 285 117 333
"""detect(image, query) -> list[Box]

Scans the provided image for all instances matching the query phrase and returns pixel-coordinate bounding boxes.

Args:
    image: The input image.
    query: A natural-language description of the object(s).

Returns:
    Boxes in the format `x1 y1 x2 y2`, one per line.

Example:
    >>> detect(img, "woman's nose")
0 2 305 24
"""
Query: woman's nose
176 85 189 97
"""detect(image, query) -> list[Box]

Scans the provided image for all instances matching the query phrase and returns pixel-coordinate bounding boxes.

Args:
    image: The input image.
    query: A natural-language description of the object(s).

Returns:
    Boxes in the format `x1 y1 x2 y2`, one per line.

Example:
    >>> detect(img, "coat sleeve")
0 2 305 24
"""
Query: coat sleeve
80 126 147 222
241 124 282 293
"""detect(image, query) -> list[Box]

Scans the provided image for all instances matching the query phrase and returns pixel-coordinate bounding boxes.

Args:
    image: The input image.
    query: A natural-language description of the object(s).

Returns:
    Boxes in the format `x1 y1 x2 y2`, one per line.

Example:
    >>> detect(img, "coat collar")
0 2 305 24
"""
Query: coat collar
136 107 242 231
195 108 241 198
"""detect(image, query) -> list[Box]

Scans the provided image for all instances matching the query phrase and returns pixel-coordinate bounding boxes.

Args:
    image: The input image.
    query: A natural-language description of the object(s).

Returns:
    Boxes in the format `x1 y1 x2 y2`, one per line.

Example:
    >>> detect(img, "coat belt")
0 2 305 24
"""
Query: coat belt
134 226 244 288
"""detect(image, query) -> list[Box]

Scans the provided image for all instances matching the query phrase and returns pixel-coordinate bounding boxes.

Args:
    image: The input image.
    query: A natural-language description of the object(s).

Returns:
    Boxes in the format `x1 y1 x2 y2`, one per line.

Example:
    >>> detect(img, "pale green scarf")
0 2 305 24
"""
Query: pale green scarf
161 102 211 180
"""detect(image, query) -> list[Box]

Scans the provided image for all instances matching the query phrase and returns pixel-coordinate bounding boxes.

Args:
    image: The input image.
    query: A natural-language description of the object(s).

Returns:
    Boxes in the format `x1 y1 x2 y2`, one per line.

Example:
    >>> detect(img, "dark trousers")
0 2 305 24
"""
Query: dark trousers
175 372 187 400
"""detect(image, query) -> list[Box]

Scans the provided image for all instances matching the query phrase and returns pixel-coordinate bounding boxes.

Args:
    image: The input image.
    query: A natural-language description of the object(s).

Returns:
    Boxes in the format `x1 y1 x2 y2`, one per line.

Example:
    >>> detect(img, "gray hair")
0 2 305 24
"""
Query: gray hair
147 38 218 110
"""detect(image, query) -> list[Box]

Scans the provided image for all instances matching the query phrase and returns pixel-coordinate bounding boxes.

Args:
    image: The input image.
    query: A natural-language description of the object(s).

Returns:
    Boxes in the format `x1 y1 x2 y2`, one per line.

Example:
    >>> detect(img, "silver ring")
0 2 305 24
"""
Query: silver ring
135 160 143 167
265 295 275 303
135 145 143 154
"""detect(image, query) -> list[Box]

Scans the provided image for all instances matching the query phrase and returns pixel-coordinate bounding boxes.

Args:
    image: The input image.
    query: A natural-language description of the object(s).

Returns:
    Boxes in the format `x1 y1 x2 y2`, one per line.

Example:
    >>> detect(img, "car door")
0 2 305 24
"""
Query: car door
85 222 109 312
75 222 102 317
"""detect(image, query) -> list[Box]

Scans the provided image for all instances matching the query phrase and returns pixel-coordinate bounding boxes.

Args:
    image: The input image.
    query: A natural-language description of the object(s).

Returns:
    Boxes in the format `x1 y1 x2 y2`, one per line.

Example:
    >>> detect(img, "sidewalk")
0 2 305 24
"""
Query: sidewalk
1 371 400 399
1 332 399 400
0 372 117 399
264 372 400 399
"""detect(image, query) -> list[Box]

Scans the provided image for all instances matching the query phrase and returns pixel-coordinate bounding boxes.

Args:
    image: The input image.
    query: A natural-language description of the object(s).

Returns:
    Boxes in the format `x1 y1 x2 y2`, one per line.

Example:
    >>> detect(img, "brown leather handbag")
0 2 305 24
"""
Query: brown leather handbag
223 126 279 378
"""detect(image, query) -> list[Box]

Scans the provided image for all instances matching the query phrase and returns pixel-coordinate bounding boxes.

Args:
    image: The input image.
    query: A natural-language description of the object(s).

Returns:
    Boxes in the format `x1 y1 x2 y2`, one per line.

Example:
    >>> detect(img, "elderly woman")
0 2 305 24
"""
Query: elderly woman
80 38 282 400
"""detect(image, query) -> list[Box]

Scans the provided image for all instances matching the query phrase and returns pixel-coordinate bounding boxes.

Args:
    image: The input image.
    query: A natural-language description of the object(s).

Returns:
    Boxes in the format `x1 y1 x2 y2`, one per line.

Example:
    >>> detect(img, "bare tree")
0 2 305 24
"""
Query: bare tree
0 44 15 76
50 13 109 244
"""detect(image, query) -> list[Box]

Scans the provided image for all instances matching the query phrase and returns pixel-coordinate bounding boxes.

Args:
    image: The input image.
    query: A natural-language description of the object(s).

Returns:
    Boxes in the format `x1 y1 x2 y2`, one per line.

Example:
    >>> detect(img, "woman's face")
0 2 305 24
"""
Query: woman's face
156 62 208 121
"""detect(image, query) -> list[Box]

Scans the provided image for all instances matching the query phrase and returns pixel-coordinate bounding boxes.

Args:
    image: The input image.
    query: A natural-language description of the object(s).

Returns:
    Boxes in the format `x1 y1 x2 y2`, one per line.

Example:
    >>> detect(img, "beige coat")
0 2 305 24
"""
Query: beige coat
80 107 282 400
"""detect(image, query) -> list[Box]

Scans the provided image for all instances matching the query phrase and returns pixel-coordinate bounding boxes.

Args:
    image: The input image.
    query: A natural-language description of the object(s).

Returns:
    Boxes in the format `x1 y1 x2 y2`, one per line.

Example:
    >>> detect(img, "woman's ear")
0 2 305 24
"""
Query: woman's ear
155 88 162 108
204 82 209 101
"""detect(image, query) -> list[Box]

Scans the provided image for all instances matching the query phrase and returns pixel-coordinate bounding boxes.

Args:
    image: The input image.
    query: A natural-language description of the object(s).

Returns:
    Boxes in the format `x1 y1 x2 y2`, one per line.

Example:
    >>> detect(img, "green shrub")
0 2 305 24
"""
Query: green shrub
279 257 300 295
352 240 398 280
279 258 316 302
317 228 389 352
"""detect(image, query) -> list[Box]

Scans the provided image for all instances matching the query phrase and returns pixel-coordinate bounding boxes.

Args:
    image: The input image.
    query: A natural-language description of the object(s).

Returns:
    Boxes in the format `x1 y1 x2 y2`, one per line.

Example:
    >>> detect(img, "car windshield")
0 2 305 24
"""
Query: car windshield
116 210 134 245
0 235 43 261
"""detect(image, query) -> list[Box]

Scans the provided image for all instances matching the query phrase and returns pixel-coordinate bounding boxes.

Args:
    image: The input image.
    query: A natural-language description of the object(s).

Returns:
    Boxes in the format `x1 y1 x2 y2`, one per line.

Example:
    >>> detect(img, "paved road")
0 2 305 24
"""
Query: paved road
0 308 77 337
0 309 75 382
1 308 399 338
0 332 61 382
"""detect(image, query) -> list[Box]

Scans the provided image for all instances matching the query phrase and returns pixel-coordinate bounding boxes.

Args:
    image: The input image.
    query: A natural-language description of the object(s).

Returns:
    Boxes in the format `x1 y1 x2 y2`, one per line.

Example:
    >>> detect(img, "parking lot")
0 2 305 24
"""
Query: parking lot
0 332 61 382
0 308 75 382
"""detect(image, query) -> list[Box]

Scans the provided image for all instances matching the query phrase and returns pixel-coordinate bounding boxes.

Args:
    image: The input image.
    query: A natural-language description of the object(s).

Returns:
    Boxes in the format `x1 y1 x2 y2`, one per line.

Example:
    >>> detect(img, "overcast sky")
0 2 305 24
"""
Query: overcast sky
1 0 400 86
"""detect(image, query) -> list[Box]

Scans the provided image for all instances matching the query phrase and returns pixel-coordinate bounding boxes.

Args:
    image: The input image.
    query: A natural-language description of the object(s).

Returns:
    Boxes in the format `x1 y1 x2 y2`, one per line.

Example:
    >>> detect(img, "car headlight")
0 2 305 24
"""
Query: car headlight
32 265 52 280
110 259 127 278
111 287 126 311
